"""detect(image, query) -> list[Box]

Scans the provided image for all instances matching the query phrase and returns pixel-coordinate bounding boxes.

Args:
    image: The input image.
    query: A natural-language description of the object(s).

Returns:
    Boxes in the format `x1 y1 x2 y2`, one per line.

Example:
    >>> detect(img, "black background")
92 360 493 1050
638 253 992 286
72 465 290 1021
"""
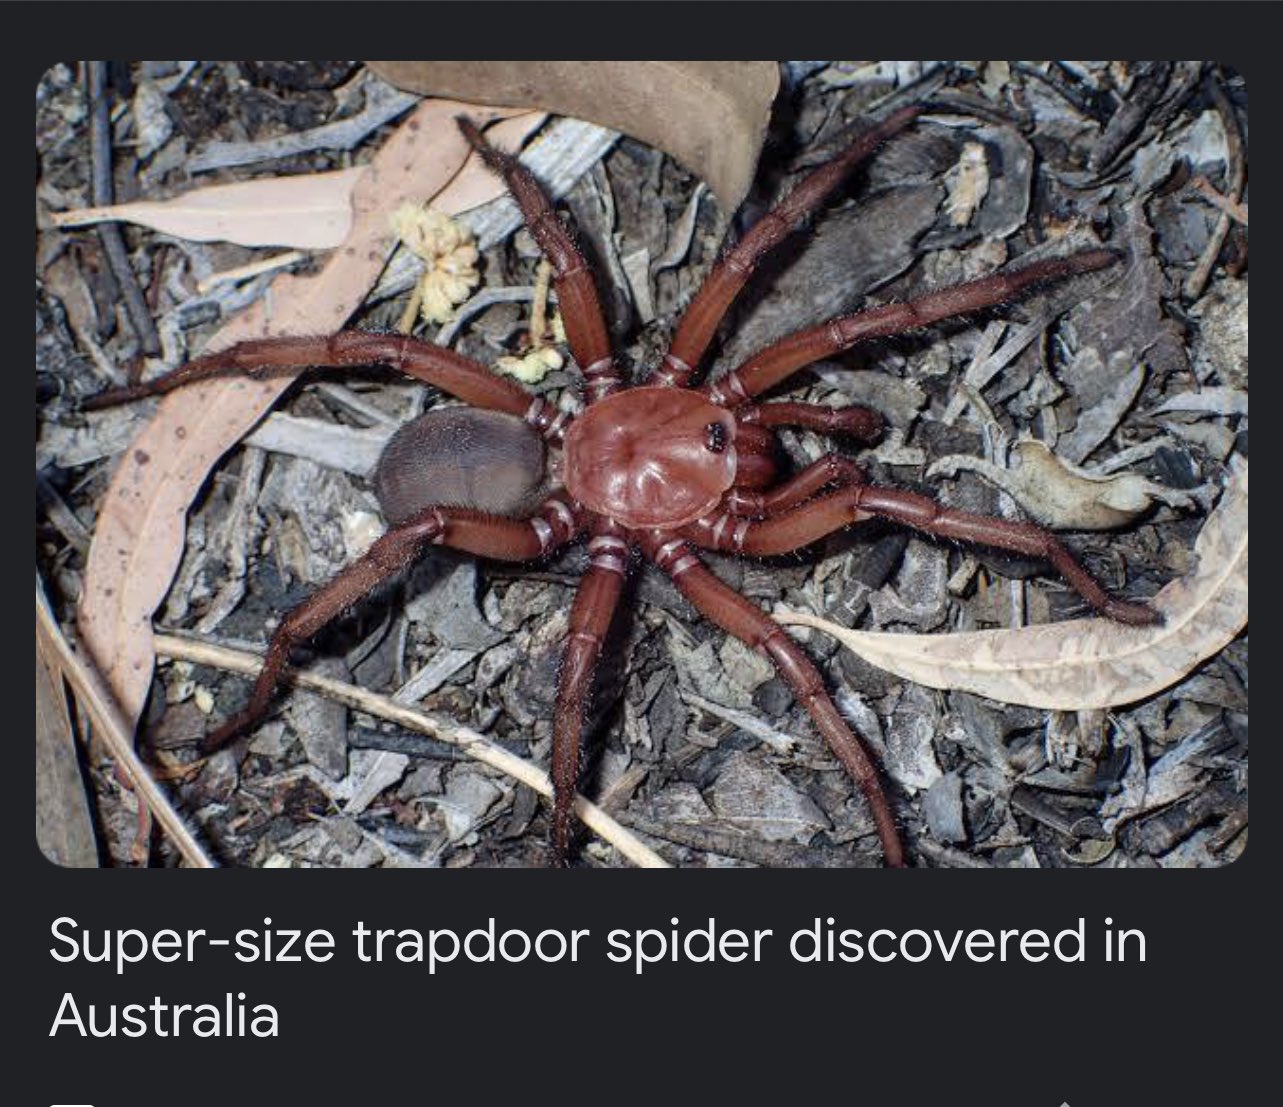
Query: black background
22 5 1267 1106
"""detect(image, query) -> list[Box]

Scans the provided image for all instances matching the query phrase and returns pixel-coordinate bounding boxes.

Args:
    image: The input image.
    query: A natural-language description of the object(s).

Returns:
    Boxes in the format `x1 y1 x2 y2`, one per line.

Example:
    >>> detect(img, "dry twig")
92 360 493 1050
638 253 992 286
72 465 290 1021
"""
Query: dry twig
1185 75 1246 300
151 632 669 868
36 581 214 868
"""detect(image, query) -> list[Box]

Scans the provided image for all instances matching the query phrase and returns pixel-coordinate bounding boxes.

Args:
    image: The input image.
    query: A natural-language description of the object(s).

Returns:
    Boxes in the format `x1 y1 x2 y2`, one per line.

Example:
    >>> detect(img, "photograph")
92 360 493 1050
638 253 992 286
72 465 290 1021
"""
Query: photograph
36 59 1248 871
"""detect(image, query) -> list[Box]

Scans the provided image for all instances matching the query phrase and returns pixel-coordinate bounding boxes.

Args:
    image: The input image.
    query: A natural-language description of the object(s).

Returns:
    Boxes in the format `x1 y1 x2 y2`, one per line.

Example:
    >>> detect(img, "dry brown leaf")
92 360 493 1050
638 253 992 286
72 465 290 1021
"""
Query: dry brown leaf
78 100 515 725
776 461 1247 710
367 61 780 211
47 113 547 251
928 440 1196 530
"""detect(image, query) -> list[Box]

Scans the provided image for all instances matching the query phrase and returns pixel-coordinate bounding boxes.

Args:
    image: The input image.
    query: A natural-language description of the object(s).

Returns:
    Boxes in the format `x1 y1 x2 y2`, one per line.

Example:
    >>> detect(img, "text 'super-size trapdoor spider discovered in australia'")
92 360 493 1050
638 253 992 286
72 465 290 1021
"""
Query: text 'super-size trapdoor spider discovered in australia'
87 103 1161 867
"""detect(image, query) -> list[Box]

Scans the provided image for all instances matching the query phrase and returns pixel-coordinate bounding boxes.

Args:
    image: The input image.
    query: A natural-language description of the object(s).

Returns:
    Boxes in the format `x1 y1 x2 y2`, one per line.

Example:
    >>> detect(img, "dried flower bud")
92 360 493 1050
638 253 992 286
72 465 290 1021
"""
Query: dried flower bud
495 346 565 383
390 205 481 325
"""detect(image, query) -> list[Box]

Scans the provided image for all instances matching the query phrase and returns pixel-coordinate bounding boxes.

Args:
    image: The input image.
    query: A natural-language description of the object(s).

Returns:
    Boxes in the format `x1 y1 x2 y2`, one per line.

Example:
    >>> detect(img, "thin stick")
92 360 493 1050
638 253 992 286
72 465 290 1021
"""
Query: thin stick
36 584 214 868
1185 75 1246 301
152 632 670 869
195 251 307 294
1189 176 1249 226
85 61 161 359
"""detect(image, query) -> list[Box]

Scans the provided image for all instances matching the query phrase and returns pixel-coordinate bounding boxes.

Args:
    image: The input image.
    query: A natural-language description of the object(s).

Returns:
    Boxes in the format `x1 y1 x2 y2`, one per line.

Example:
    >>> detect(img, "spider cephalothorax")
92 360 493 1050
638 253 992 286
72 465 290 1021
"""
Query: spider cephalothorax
85 104 1158 868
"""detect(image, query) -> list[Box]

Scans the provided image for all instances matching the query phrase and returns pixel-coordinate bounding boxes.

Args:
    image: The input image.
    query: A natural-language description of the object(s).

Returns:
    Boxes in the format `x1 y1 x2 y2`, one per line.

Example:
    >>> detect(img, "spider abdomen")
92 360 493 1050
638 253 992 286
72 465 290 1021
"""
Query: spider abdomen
373 407 548 525
562 386 738 528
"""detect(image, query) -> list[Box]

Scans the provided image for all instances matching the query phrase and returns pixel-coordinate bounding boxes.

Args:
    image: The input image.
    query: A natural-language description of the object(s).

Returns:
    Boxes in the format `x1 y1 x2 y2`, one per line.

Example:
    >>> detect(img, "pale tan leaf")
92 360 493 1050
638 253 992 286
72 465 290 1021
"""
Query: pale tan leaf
77 100 515 725
47 113 545 251
928 440 1197 530
368 61 780 210
776 461 1247 710
48 168 366 249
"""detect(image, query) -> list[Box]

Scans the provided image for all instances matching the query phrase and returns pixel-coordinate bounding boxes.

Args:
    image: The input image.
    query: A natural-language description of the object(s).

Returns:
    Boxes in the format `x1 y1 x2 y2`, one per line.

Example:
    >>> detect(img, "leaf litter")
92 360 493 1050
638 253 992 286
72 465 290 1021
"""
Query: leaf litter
37 61 1246 869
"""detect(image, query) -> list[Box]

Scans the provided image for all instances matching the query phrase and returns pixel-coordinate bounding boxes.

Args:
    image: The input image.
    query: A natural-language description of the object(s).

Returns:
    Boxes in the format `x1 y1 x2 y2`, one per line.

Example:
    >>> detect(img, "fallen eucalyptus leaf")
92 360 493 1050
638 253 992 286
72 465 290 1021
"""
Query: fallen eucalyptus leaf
776 461 1247 710
367 61 779 210
49 169 366 249
48 113 546 251
928 439 1195 530
1189 278 1248 387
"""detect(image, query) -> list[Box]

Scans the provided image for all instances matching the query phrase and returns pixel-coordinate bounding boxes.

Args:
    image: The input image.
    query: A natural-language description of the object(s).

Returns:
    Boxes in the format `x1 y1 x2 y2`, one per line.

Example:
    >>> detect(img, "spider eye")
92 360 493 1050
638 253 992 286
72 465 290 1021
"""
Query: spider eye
704 421 727 454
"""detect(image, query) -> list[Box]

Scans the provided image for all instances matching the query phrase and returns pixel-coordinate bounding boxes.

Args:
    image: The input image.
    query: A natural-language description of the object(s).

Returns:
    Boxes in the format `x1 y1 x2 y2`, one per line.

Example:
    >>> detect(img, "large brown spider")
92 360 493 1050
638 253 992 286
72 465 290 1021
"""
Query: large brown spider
86 104 1158 867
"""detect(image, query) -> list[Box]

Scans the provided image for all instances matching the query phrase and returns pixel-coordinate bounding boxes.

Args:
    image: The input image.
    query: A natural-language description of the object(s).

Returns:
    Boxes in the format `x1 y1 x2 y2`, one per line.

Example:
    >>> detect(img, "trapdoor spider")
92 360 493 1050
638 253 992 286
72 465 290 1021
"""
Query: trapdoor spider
87 105 1158 867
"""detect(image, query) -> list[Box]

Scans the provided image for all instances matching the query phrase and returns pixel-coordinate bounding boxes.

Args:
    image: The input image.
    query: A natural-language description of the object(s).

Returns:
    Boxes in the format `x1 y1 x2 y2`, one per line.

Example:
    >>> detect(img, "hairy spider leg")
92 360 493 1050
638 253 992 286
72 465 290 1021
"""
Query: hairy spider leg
549 524 629 863
703 250 1120 406
685 479 1159 626
458 117 621 403
737 400 885 441
200 494 582 755
641 532 904 867
720 454 868 519
657 105 923 388
695 402 878 525
81 332 572 444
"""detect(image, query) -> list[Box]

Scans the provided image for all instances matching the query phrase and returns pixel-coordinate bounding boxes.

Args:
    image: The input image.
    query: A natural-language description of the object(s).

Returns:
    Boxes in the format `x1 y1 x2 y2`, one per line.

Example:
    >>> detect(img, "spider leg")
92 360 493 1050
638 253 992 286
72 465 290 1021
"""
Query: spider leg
720 454 866 518
659 105 922 388
702 250 1119 404
457 118 620 404
737 400 884 442
81 333 570 441
549 529 628 864
687 482 1159 626
641 533 903 866
719 392 883 518
203 495 582 754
